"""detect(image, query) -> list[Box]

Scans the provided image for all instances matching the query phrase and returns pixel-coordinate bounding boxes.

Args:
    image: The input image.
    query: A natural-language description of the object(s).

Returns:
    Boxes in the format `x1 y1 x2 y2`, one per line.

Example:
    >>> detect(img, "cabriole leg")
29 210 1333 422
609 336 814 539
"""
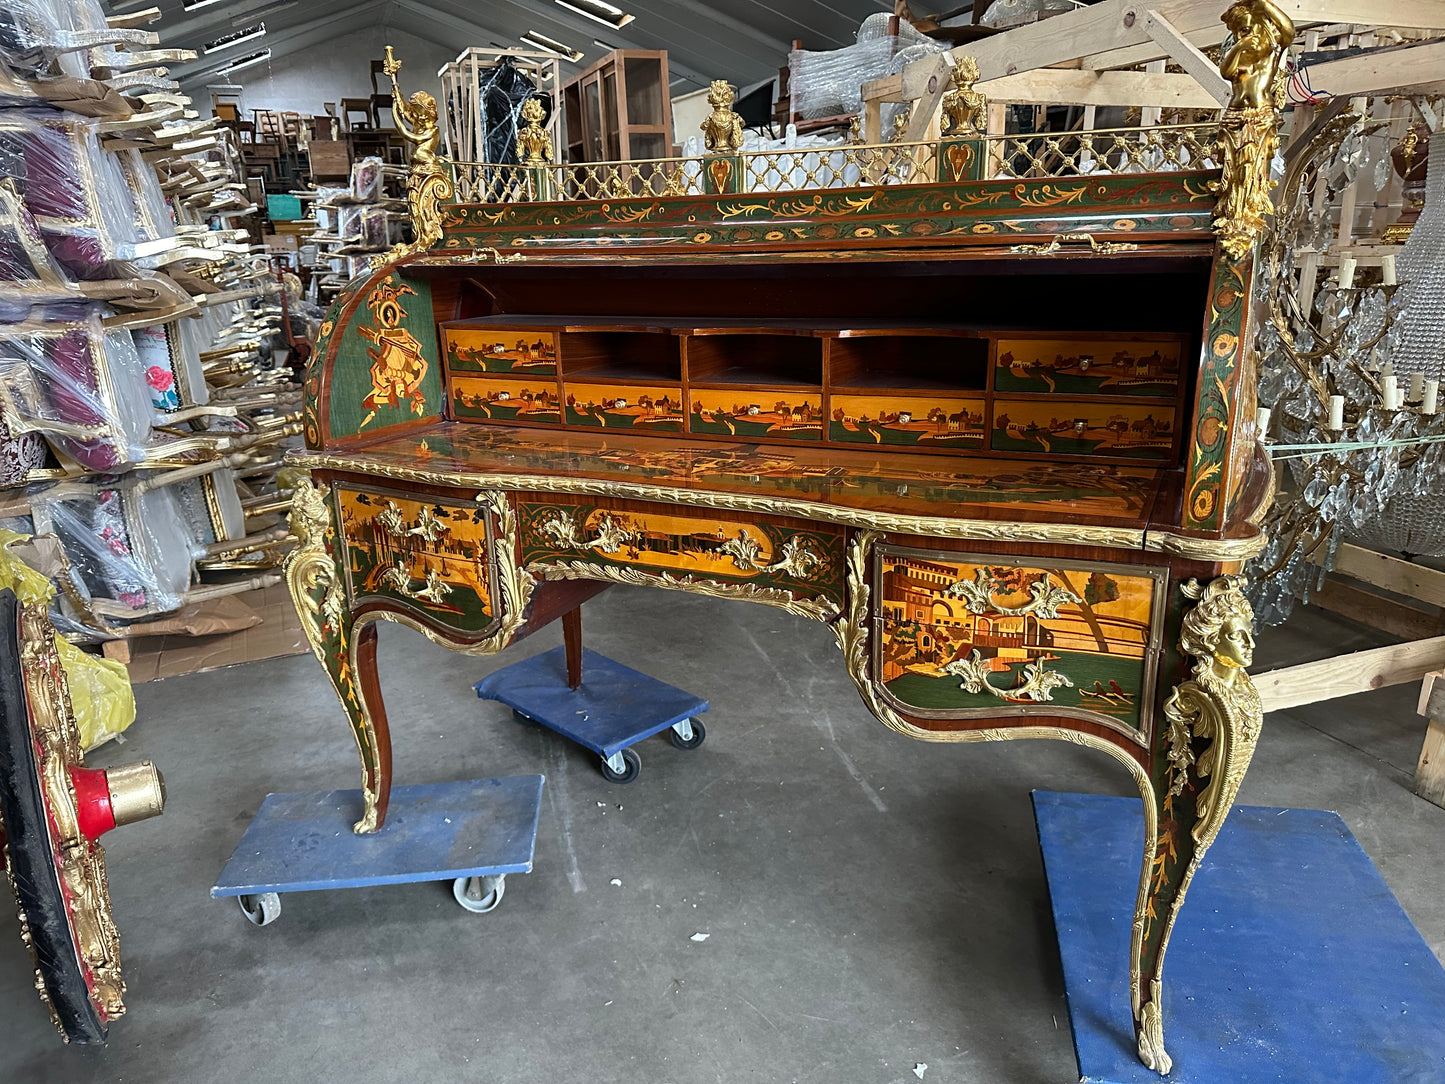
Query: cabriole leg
284 477 392 833
1133 574 1264 1074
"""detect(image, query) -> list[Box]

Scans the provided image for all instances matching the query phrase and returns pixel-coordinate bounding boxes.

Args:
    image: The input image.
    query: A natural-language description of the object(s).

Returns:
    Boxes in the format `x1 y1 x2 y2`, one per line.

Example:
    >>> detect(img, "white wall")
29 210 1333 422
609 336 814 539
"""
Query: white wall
234 27 454 124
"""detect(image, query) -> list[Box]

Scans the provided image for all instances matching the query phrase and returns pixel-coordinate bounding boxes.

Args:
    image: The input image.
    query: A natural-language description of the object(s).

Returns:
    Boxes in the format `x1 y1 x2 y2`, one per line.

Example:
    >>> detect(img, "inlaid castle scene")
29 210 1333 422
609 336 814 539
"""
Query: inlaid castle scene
992 337 1183 396
877 553 1157 732
444 328 557 374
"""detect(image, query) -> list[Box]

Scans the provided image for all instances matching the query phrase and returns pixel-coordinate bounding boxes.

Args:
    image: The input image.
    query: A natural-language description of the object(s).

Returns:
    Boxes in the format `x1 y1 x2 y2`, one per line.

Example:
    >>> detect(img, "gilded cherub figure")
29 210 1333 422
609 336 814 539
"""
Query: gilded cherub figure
700 79 744 155
516 96 553 166
1218 0 1295 111
1209 0 1295 258
940 55 986 137
374 46 454 264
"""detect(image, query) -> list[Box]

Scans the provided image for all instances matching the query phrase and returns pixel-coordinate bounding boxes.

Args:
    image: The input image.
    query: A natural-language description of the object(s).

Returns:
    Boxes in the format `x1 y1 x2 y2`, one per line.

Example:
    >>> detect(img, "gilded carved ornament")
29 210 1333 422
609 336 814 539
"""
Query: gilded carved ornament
940 55 986 137
1211 0 1295 259
374 46 455 265
700 80 745 155
516 97 554 167
8 604 129 1032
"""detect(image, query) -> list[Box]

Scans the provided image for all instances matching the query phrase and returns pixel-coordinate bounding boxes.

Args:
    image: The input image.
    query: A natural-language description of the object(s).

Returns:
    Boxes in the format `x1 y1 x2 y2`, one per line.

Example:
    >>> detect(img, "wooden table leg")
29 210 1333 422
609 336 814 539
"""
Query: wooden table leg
1415 671 1445 808
563 606 582 690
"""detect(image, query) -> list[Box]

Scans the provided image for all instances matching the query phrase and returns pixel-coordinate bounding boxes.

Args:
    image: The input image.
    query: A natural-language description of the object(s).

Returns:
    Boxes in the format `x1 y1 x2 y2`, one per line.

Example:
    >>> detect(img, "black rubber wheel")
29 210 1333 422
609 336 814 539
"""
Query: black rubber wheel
0 590 109 1044
599 747 640 784
668 718 706 751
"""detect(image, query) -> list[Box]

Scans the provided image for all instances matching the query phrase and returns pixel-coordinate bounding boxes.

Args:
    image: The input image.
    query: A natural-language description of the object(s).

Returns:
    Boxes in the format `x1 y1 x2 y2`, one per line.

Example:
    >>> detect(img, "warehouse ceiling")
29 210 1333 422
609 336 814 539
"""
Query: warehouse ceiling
144 0 902 95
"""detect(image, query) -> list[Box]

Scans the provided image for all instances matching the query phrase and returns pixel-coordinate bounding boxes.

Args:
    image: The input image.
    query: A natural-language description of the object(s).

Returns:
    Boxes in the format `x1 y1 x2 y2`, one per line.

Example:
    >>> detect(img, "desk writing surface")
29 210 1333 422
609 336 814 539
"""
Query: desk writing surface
308 422 1165 530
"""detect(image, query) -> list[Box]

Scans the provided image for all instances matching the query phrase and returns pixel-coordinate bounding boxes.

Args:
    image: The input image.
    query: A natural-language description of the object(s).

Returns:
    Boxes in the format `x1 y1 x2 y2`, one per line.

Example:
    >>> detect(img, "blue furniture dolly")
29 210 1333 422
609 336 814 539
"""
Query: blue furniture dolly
474 610 709 784
212 775 544 925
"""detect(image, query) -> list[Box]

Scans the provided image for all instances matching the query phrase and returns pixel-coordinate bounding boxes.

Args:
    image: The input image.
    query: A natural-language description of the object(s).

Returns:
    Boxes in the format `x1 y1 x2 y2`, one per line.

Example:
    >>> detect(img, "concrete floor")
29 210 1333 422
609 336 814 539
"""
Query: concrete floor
2 586 1443 1083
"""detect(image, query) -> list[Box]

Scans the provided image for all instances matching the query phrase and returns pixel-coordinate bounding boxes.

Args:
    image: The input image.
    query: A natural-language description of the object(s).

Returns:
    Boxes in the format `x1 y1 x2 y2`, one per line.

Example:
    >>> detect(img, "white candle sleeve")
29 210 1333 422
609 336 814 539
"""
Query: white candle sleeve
1256 406 1271 435
1381 254 1397 286
1425 380 1440 415
1328 395 1344 430
1337 256 1356 289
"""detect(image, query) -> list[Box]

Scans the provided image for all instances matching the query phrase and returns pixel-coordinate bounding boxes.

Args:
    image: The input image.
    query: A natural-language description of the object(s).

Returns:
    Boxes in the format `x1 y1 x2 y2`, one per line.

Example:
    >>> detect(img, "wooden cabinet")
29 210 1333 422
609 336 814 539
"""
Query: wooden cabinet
562 50 672 163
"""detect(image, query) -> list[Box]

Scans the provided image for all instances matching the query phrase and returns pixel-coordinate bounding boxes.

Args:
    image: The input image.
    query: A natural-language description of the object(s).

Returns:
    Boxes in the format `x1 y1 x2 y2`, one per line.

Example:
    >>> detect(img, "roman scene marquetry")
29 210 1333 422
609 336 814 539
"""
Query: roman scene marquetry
872 548 1164 740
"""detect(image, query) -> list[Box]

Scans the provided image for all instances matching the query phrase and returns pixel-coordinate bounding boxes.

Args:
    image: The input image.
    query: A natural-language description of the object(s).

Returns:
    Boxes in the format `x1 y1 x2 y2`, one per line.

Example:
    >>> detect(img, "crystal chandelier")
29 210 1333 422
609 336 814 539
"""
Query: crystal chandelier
1248 98 1445 626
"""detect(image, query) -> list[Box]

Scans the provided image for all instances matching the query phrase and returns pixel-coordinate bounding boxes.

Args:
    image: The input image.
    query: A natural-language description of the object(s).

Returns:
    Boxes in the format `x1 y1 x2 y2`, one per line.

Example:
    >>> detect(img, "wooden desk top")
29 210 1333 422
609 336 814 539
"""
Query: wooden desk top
299 421 1172 546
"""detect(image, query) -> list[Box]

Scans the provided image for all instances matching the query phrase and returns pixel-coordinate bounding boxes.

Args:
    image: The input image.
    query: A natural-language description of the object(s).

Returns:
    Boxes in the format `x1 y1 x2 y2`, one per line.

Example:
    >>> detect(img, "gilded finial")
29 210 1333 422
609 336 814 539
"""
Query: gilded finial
701 79 744 155
940 55 986 137
517 97 553 167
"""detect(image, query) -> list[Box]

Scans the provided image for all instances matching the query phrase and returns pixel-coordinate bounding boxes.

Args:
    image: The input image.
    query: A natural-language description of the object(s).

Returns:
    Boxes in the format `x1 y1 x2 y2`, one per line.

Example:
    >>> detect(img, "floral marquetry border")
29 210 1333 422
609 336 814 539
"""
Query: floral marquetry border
437 174 1219 254
1183 255 1253 533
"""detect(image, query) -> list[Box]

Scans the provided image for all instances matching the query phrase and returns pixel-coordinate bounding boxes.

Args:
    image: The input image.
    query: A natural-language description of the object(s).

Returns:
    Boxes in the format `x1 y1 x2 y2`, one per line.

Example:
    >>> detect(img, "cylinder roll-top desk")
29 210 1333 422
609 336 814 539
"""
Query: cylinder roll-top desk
287 35 1285 1075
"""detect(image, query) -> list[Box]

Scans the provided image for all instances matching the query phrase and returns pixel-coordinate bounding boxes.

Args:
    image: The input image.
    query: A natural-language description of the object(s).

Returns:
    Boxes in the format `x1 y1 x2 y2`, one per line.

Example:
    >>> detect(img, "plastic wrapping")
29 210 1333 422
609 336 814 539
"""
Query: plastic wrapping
132 322 186 415
32 478 193 617
350 156 383 202
788 12 942 121
979 0 1079 28
0 165 75 302
0 0 155 83
114 146 174 247
172 467 245 547
0 306 154 471
0 109 140 278
0 527 135 750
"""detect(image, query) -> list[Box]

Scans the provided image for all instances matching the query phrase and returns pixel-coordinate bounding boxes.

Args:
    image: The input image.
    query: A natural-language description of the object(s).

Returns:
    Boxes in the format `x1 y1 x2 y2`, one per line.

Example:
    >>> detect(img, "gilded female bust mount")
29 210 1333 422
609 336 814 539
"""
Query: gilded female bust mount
700 80 744 155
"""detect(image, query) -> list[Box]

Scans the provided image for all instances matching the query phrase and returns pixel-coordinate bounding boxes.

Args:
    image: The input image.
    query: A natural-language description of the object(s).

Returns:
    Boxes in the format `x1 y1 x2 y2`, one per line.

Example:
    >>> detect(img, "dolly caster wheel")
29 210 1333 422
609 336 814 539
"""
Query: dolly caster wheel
453 874 506 913
600 748 640 784
238 892 281 927
668 718 706 751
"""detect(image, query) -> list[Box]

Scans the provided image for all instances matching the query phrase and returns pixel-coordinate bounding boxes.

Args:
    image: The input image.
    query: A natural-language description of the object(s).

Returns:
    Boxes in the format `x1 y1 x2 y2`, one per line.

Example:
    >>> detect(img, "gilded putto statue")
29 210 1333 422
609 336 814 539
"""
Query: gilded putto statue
375 46 454 264
1210 0 1295 258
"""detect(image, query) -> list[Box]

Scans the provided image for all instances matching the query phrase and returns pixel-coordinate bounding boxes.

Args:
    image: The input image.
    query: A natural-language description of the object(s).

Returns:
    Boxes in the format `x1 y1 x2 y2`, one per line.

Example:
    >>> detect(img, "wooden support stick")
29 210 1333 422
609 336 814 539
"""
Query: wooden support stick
1255 634 1445 714
1415 671 1445 808
563 606 583 691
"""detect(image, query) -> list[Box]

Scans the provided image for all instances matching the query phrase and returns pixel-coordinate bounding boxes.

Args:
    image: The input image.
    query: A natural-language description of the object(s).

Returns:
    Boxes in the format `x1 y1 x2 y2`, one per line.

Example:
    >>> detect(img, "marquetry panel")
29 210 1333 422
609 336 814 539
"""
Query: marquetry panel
519 499 845 616
870 544 1168 744
336 485 499 634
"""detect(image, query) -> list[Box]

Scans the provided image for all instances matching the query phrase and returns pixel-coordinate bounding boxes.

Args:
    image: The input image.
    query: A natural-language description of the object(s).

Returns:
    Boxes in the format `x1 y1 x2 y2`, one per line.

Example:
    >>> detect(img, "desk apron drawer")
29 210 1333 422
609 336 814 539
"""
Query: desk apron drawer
518 497 846 621
868 543 1168 748
335 484 507 638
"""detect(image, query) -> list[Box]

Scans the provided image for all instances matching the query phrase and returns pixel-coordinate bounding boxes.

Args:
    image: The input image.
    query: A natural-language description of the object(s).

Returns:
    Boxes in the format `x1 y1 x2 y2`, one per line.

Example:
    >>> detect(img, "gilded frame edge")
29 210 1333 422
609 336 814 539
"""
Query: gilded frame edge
294 454 1155 551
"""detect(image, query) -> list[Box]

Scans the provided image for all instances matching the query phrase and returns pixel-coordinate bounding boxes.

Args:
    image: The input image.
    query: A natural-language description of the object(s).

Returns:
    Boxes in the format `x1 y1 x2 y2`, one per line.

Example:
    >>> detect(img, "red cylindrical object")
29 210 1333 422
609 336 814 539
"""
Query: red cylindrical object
68 767 116 841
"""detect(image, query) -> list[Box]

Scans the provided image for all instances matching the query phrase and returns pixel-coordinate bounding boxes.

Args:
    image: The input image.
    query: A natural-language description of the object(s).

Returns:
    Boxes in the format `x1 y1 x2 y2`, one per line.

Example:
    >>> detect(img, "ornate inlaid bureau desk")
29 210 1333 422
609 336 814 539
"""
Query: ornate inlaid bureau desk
287 34 1286 1075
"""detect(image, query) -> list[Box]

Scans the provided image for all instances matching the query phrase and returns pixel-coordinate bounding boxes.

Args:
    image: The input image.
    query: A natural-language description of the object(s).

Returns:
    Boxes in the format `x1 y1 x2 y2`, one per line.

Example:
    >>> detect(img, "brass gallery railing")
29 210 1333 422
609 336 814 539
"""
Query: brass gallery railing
450 124 1220 204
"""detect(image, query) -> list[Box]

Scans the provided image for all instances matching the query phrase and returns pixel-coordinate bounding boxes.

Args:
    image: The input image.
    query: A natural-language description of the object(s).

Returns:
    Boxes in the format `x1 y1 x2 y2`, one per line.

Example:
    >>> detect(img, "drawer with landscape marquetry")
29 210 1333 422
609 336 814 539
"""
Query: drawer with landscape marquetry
866 543 1169 746
517 498 846 621
333 484 508 639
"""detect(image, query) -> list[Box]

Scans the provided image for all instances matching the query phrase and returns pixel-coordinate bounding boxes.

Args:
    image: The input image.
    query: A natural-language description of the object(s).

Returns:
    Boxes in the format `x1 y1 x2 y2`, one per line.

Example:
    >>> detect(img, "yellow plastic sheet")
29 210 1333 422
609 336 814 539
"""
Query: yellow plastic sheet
0 530 136 750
